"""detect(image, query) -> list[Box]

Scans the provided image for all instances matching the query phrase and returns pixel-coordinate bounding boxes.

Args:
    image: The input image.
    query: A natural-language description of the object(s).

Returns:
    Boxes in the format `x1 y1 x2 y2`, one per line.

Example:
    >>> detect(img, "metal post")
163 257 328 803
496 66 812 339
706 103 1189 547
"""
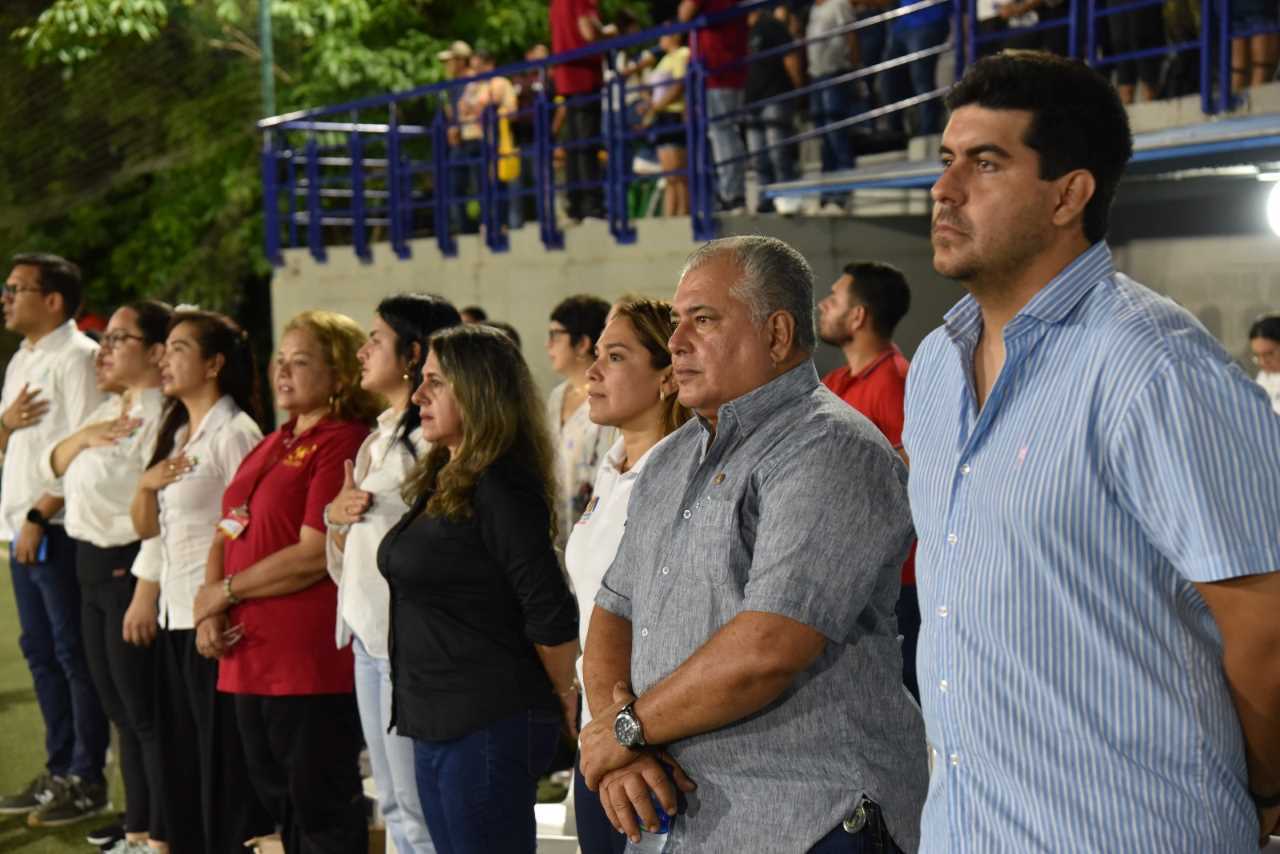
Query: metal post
954 0 968 77
1217 0 1232 112
261 129 282 266
432 113 457 257
1067 0 1079 57
350 127 370 263
688 57 716 242
535 87 565 250
387 105 410 259
1086 0 1097 67
305 135 326 263
483 105 510 252
607 71 637 245
1200 0 1213 113
285 147 298 249
259 0 276 117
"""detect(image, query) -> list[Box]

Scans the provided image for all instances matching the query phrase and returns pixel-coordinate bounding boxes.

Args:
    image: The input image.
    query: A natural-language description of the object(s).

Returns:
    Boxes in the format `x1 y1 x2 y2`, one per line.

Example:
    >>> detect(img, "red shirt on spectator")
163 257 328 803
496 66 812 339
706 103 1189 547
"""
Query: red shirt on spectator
551 0 605 95
823 345 916 585
217 417 369 696
687 0 749 89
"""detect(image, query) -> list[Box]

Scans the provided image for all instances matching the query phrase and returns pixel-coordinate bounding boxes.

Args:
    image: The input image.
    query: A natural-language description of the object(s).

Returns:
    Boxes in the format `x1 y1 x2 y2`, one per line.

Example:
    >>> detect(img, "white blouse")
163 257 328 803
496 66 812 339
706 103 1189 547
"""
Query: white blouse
325 407 425 660
547 380 614 551
563 435 664 728
131 396 262 629
44 387 164 549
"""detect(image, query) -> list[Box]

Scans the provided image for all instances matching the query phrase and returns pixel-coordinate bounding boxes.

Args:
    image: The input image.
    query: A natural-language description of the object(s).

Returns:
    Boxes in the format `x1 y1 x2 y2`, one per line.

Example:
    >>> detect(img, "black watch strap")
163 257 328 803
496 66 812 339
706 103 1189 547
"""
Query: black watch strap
26 508 49 529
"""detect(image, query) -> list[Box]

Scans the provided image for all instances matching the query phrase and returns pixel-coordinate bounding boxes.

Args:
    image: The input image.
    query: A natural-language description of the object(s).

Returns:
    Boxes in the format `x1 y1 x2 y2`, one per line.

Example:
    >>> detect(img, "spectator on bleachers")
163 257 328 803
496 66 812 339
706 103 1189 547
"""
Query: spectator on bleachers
1250 314 1280 413
643 29 691 216
1232 0 1279 91
679 0 750 213
746 6 804 212
1104 0 1164 103
884 0 950 136
456 50 518 232
511 44 552 230
550 0 611 222
806 0 863 214
437 40 473 234
992 0 1070 55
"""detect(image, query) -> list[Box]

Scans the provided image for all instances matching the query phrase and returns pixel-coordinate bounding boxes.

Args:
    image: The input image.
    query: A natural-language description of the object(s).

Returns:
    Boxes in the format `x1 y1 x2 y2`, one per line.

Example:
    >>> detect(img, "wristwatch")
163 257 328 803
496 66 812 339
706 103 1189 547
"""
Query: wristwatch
25 508 49 530
614 701 647 749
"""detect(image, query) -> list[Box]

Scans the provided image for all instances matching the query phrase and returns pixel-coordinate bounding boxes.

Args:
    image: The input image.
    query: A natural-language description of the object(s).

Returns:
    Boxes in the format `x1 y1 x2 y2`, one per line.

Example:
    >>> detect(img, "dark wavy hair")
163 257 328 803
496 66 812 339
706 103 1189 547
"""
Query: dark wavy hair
126 299 174 346
376 294 462 456
148 310 263 468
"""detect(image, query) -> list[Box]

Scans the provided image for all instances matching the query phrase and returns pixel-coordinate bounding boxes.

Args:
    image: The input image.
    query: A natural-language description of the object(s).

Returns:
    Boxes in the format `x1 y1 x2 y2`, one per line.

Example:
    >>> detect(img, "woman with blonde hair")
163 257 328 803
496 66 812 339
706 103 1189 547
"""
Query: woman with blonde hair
192 310 380 853
379 324 578 854
566 297 690 853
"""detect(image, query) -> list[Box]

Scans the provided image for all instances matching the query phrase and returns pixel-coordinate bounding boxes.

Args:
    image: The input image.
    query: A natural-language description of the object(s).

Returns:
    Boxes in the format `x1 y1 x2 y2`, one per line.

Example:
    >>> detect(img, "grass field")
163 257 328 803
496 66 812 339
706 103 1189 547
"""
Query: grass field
0 555 124 853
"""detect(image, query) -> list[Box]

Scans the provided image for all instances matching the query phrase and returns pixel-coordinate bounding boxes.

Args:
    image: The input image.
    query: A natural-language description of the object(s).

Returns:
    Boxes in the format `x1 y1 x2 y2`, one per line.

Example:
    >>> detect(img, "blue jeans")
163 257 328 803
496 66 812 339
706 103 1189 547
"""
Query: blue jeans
859 22 889 110
705 87 747 203
354 637 434 854
745 101 799 186
885 21 951 136
10 526 108 782
807 801 904 853
413 708 561 854
809 75 865 205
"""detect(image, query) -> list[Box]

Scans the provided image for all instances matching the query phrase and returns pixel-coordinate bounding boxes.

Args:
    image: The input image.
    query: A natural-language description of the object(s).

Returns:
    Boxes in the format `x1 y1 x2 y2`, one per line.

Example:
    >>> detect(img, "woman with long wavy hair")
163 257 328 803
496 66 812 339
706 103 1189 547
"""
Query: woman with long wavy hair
379 324 578 854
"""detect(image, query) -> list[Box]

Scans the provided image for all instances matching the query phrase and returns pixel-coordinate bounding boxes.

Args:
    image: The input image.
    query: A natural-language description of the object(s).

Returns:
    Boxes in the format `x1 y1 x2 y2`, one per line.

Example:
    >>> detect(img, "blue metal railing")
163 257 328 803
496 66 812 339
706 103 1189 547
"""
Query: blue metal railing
256 0 1278 265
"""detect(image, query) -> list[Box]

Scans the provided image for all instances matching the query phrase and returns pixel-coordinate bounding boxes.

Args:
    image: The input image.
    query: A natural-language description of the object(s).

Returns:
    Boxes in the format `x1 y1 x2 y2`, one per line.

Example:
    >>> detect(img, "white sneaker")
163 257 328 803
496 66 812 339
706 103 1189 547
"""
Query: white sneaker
816 201 846 216
103 840 151 854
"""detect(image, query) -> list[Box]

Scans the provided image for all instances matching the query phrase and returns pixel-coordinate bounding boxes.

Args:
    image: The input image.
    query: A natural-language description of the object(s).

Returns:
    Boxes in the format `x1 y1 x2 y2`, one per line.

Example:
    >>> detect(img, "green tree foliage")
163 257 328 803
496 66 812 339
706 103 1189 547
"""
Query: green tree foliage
1 0 646 320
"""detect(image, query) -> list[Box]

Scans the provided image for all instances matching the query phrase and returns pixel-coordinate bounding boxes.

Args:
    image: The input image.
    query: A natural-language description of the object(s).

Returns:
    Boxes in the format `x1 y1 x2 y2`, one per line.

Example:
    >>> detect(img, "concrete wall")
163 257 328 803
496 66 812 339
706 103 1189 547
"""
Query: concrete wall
271 207 1280 396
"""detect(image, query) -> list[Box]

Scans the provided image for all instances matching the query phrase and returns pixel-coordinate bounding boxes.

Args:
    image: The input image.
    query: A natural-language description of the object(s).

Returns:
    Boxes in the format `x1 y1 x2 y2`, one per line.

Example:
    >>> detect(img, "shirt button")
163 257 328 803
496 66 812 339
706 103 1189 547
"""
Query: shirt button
939 679 949 693
960 463 971 475
682 509 692 520
640 628 649 637
949 752 961 766
661 566 670 575
946 532 958 545
936 605 949 618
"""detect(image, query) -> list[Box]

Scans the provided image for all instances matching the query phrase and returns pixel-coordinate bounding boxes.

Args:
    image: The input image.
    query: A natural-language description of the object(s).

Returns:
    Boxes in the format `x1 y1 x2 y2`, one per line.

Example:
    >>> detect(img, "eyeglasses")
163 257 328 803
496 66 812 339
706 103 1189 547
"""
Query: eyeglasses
547 329 571 343
2 284 42 298
102 331 147 349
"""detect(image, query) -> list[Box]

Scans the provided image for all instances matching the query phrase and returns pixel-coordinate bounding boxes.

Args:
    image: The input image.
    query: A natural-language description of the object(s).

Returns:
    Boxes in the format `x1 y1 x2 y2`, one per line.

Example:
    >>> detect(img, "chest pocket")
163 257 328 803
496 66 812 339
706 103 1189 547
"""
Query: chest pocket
677 496 739 588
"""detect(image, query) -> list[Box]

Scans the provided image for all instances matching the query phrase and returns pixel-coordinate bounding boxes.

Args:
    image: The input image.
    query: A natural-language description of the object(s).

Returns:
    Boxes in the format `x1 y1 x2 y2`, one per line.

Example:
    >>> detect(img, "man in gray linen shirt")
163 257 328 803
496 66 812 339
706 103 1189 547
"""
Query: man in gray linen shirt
579 235 927 853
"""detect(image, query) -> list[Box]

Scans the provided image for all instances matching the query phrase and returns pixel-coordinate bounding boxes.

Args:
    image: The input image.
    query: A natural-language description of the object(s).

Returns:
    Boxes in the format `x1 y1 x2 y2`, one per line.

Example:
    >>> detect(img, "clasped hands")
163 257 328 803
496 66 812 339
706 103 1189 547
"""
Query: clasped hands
579 682 697 844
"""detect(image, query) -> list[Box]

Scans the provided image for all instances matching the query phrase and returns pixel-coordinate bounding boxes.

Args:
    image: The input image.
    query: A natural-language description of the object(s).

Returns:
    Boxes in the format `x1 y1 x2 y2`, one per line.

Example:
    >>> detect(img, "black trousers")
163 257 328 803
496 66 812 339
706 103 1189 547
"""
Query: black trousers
154 628 272 853
563 99 605 220
234 693 367 854
77 541 162 838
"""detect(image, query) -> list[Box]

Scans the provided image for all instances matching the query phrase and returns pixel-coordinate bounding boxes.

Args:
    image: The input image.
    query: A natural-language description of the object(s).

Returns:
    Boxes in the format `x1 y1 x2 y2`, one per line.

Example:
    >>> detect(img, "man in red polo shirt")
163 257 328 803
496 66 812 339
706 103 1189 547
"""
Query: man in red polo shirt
817 260 920 700
550 0 613 222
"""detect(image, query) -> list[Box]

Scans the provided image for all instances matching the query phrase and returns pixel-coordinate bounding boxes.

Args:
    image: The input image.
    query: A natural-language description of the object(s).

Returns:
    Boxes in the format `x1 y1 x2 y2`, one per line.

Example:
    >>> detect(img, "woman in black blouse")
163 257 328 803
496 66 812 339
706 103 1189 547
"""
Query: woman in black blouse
378 324 578 854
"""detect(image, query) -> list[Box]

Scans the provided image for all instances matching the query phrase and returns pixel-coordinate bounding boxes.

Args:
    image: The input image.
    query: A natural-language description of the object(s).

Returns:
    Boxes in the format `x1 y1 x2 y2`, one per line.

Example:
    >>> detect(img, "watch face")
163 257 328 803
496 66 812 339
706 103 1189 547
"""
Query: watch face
615 711 641 747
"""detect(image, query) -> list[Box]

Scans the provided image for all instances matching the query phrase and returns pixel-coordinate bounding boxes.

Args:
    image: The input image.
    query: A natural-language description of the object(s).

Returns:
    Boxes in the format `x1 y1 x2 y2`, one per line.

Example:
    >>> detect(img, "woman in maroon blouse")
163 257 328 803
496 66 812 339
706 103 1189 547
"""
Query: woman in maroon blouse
192 310 381 853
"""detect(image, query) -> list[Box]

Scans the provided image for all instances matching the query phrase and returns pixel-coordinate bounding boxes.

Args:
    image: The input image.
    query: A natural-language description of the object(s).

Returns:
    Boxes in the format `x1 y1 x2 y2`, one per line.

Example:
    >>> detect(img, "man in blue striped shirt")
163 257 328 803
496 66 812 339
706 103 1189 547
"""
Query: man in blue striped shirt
904 52 1280 851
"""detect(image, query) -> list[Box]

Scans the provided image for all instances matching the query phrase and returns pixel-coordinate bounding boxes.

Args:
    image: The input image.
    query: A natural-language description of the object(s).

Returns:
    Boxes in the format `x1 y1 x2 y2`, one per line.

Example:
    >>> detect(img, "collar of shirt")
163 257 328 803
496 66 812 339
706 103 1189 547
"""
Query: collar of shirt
849 344 903 382
22 319 77 354
943 241 1115 347
699 360 821 447
185 395 240 448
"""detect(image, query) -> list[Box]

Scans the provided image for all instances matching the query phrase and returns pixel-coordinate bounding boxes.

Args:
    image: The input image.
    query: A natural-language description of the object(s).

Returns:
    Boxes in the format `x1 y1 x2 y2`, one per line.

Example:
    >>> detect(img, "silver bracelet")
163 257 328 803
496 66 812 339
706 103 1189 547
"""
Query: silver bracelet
323 504 351 534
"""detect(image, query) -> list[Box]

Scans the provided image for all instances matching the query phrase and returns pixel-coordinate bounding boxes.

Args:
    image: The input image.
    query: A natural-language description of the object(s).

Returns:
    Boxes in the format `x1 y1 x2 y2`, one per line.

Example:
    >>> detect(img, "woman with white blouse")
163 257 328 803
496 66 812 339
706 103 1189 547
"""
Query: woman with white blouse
564 297 689 854
128 309 272 854
544 294 615 549
324 294 460 854
44 300 171 851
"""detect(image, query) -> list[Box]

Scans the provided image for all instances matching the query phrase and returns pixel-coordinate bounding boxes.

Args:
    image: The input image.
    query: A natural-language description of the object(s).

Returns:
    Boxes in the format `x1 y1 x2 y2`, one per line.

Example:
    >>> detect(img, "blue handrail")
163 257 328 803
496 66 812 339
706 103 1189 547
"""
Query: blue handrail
257 0 1278 265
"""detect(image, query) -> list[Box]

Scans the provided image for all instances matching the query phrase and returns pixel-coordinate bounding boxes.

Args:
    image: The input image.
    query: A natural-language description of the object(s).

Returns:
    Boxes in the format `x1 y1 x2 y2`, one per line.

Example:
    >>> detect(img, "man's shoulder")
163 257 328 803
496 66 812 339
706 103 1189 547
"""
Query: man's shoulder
1082 272 1232 375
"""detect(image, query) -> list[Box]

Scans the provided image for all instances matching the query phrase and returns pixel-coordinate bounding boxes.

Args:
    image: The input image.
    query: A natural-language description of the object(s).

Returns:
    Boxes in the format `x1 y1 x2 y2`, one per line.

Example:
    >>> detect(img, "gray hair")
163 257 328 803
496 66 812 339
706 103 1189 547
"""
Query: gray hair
680 235 816 352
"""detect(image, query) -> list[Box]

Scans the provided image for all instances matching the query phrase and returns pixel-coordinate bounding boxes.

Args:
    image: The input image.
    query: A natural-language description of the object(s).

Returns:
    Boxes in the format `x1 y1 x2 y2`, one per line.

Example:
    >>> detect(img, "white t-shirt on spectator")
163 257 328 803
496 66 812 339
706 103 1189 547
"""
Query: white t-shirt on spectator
1258 370 1280 414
